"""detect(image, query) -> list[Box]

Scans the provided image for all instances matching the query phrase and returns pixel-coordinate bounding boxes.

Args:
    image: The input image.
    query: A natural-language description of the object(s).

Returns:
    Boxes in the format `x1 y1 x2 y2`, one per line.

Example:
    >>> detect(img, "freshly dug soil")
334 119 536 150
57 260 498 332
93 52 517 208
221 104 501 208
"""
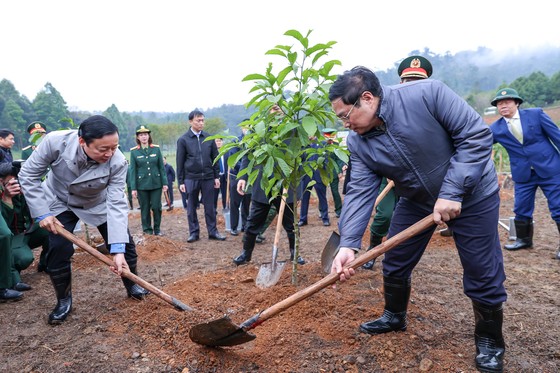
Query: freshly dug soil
1 178 559 372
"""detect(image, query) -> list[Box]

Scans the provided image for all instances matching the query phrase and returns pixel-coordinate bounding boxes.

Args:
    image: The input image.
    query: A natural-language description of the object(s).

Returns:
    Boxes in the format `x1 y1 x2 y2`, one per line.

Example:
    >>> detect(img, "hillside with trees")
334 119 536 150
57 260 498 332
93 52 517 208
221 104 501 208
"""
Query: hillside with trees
1 46 559 151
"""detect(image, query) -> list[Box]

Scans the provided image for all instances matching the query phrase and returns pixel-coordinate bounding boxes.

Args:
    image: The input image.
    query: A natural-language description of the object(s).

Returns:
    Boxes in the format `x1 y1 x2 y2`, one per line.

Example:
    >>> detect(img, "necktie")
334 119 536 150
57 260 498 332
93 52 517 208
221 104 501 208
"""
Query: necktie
509 118 523 143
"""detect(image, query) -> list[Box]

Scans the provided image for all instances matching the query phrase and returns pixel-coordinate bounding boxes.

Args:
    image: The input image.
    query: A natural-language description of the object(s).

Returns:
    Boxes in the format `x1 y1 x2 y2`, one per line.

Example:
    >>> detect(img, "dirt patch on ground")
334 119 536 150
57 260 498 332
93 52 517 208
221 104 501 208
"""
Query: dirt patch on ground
1 178 559 372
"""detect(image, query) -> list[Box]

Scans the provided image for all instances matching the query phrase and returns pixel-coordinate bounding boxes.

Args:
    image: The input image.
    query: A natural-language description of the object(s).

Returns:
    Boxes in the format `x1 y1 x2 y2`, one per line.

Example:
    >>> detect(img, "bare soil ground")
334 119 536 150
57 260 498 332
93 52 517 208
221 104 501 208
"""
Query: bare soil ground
1 178 559 373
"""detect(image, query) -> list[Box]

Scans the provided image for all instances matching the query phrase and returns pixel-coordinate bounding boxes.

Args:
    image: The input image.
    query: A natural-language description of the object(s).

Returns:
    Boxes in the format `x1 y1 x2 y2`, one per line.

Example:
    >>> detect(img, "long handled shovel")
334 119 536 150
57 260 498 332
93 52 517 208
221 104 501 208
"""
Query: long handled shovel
320 179 395 273
223 171 232 231
189 214 435 346
56 226 192 312
255 192 288 289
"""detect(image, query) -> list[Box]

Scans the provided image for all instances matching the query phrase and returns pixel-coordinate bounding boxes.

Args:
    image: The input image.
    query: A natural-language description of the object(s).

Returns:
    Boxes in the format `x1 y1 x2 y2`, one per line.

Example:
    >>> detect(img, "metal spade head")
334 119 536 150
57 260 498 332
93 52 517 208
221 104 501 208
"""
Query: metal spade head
320 231 340 273
255 245 286 289
189 315 256 347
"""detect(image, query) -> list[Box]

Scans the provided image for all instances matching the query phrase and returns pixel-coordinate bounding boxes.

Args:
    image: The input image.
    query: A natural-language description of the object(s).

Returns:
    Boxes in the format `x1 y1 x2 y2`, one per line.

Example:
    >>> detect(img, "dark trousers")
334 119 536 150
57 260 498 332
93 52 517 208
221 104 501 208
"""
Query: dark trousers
184 178 218 236
513 169 560 222
329 176 343 216
166 182 174 206
229 175 250 231
46 210 138 271
214 173 227 210
299 173 329 222
245 198 295 238
384 192 506 306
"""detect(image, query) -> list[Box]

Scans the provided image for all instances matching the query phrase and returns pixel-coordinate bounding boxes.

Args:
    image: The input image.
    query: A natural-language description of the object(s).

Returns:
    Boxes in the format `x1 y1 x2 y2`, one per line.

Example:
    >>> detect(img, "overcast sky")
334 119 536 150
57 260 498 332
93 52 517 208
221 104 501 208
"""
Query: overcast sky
2 0 559 113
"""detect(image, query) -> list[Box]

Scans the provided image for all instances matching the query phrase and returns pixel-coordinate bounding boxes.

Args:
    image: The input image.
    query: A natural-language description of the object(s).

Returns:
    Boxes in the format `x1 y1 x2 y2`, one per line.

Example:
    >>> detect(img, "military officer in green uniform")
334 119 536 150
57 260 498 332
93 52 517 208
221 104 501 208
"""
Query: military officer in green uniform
21 121 47 160
1 171 50 290
0 163 22 301
129 125 168 235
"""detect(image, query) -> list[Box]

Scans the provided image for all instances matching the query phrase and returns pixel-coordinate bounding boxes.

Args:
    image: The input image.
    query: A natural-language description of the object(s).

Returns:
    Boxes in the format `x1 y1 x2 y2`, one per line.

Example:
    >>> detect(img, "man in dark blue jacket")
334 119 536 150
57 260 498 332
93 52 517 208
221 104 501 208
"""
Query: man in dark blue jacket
329 66 506 373
176 110 226 242
490 88 560 259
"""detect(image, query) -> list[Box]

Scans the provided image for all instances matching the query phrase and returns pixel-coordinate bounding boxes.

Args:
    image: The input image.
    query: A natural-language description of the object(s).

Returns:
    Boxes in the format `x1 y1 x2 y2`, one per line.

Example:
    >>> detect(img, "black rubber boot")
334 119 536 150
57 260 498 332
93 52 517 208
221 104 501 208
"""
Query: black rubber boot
48 265 72 325
555 223 560 260
362 234 383 270
233 233 256 265
472 301 505 373
359 276 411 335
504 220 533 250
122 266 150 300
288 232 305 265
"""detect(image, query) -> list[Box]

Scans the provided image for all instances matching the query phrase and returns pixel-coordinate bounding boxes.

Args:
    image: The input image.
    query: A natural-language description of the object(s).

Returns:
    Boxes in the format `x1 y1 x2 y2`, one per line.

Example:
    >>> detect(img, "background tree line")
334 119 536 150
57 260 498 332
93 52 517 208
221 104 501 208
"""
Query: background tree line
1 46 559 152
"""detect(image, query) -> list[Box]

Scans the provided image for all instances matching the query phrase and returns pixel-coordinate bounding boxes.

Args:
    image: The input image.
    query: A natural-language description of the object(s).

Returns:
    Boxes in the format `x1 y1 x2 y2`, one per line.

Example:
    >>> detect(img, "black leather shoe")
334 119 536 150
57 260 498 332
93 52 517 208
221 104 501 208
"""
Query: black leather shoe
255 234 265 244
13 282 32 291
298 221 308 227
230 230 239 236
209 233 226 241
187 234 199 243
167 206 174 211
127 284 150 300
322 220 331 226
359 309 408 335
439 227 453 237
290 255 306 265
154 231 164 236
0 288 23 302
233 252 251 265
362 258 376 270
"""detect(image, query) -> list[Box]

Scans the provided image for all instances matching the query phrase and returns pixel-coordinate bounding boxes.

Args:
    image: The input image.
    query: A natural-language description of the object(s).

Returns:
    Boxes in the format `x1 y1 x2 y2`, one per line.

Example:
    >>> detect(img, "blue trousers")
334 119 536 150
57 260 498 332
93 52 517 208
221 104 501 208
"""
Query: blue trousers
513 169 560 222
299 173 329 222
383 192 506 306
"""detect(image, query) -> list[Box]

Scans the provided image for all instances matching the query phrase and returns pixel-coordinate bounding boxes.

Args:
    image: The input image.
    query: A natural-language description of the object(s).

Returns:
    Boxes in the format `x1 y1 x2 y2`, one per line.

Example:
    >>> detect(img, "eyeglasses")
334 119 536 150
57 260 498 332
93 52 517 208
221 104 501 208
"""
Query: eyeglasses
339 98 360 123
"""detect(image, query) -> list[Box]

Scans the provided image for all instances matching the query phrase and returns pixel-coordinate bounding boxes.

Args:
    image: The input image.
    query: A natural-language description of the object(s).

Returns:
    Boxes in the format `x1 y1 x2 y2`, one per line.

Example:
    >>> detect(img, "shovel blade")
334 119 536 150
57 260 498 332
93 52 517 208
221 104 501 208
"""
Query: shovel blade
255 260 287 289
320 231 341 274
189 315 256 347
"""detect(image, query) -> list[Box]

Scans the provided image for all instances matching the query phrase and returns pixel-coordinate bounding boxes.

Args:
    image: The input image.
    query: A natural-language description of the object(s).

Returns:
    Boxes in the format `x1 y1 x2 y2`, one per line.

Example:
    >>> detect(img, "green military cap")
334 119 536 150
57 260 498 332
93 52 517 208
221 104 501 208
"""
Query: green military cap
135 125 151 133
491 88 524 107
398 55 433 79
27 121 47 135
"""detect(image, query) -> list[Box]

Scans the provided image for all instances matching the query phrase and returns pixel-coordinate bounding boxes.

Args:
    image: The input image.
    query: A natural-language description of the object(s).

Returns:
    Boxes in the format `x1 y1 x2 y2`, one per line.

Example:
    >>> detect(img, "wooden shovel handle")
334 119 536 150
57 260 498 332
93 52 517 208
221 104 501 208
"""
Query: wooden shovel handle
273 189 287 249
251 214 435 329
374 180 394 211
55 226 192 311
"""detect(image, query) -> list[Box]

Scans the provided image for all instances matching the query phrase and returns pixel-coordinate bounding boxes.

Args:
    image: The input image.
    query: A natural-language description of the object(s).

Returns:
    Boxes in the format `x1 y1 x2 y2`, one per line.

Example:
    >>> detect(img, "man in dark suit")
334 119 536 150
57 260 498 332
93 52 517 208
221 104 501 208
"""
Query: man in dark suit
490 88 560 259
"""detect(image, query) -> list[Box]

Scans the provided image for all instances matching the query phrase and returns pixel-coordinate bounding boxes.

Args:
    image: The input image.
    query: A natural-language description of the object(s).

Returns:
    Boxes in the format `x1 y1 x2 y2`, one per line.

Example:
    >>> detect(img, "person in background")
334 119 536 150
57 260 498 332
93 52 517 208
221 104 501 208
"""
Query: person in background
226 125 251 236
176 110 226 242
1 167 50 290
129 125 168 236
0 163 23 302
0 129 15 164
213 138 228 211
163 156 176 211
126 161 135 210
18 115 150 325
489 88 560 259
22 121 48 160
322 128 344 219
298 137 331 227
329 66 506 372
233 104 305 266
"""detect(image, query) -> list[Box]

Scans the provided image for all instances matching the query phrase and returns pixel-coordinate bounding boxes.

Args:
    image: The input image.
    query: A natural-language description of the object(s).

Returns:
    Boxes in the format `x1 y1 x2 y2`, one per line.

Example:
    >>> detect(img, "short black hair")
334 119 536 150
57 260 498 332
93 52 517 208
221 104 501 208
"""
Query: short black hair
78 115 119 145
329 66 383 105
188 110 204 121
0 128 15 139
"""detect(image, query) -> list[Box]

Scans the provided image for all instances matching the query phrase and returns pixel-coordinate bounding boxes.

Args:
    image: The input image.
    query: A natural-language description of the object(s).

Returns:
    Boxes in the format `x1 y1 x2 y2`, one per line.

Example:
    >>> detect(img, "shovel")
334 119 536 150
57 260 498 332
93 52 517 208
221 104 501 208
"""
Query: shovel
56 226 192 312
255 193 288 288
320 180 395 273
223 171 232 231
189 214 435 346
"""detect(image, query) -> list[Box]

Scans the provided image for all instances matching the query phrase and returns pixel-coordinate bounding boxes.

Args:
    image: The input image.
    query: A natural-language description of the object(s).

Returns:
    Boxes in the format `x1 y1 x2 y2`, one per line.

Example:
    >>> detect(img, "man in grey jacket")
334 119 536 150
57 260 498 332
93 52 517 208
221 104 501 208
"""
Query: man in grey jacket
19 115 149 325
329 66 506 373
